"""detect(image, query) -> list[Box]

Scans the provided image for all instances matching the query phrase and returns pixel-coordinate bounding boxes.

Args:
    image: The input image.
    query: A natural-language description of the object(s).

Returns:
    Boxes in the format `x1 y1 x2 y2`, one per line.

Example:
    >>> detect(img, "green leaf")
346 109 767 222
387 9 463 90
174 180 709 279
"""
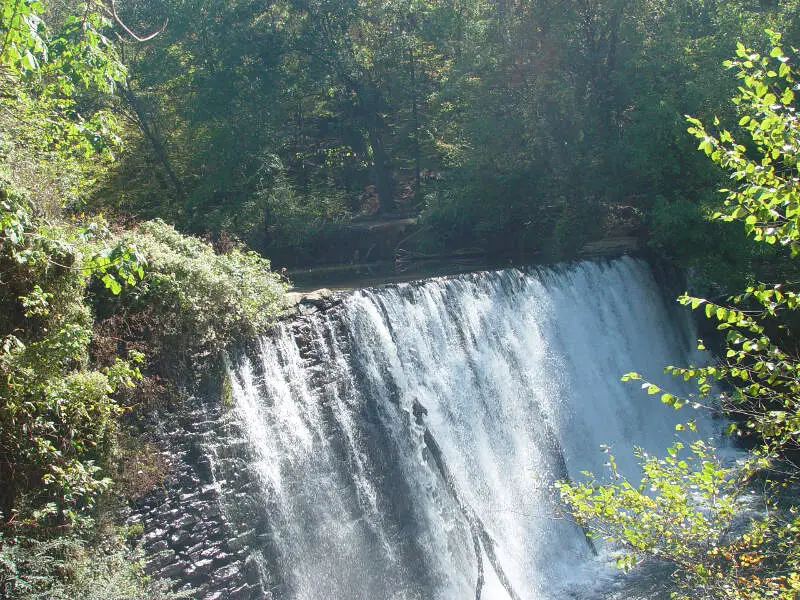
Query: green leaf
21 50 37 71
101 274 122 295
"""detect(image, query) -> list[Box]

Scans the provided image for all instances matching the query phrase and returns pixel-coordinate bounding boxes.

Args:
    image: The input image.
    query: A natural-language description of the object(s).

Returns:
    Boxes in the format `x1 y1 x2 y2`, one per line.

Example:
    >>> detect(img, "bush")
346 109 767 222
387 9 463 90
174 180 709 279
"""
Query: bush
0 529 189 600
0 184 144 527
1 183 285 596
93 219 287 384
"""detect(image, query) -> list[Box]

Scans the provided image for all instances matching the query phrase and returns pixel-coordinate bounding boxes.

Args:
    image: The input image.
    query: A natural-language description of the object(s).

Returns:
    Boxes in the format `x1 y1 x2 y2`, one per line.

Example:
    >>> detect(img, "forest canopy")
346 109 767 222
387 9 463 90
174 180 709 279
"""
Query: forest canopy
98 0 800 278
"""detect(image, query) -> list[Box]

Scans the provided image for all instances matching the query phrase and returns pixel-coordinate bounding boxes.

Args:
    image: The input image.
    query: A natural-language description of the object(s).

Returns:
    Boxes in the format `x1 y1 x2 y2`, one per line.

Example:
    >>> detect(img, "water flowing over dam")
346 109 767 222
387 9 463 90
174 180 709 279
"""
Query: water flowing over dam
222 257 713 599
133 257 718 599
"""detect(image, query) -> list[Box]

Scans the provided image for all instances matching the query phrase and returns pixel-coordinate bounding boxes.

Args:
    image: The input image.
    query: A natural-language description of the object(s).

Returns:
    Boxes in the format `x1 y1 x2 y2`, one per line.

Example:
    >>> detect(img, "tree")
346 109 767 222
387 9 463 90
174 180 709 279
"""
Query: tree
1 0 127 170
558 30 800 600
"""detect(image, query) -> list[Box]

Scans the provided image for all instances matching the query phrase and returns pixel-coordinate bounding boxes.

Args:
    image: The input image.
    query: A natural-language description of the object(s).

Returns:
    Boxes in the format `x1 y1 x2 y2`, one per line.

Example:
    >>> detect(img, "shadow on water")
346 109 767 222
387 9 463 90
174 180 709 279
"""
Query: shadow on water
285 237 643 292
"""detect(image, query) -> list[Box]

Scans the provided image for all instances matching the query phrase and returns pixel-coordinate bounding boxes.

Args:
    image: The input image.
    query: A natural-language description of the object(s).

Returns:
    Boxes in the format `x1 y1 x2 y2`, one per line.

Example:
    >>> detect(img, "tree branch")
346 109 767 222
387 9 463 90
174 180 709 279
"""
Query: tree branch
104 0 168 43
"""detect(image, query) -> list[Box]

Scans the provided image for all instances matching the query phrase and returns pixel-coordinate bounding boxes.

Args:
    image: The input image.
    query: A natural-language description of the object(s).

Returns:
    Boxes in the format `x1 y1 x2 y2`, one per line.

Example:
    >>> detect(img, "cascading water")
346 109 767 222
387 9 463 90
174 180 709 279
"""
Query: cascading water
227 257 719 600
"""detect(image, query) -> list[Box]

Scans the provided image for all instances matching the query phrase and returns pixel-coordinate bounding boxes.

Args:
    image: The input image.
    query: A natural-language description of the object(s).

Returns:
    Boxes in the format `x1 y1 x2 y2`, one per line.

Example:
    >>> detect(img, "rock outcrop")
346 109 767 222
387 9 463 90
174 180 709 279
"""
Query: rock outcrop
128 399 274 600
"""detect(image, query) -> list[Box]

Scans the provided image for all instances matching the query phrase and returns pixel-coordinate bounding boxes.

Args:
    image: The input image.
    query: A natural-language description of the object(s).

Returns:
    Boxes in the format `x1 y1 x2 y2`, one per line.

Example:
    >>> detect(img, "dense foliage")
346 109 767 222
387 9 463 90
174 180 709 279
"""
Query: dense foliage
0 185 142 526
96 0 800 273
0 179 284 596
3 0 800 596
0 0 284 596
94 219 285 385
558 31 800 600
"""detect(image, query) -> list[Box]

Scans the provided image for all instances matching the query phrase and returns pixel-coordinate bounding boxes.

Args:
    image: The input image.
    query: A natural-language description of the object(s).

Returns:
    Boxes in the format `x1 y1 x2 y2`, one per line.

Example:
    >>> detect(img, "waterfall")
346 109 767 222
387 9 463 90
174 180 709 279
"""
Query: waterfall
227 257 717 600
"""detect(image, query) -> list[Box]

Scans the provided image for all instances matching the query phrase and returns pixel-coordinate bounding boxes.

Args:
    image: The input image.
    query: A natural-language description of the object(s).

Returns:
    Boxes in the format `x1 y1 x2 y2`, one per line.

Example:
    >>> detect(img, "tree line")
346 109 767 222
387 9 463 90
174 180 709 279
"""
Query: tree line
101 0 799 274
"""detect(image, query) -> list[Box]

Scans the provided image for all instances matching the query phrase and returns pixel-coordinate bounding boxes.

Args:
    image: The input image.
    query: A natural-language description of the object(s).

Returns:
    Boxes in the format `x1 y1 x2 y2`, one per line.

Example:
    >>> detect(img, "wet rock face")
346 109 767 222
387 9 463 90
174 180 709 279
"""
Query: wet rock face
281 288 342 318
128 399 274 600
129 300 347 600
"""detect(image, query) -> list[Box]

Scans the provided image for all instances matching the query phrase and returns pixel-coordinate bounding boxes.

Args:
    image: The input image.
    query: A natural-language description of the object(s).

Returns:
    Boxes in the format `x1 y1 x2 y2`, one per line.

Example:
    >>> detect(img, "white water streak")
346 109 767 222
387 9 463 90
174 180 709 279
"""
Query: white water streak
228 257 717 600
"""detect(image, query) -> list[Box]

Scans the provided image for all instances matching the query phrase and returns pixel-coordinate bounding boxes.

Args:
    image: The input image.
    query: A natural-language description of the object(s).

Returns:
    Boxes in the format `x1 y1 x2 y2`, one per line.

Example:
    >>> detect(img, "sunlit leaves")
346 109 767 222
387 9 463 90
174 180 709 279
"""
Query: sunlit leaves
563 31 800 600
686 30 799 256
678 43 800 446
0 0 47 75
558 442 796 599
1 0 127 180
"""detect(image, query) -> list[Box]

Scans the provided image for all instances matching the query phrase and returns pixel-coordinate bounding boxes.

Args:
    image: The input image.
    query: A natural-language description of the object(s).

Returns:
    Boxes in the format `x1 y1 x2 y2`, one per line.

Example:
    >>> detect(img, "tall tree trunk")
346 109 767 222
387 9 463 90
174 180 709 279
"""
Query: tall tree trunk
0 464 15 525
357 81 394 214
121 84 186 203
368 125 393 214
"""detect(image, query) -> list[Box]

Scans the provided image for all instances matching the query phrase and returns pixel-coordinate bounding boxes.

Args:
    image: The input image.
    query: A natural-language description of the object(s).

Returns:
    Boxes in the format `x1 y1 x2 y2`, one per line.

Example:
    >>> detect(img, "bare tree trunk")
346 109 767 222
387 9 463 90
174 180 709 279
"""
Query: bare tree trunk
357 81 394 214
368 125 394 214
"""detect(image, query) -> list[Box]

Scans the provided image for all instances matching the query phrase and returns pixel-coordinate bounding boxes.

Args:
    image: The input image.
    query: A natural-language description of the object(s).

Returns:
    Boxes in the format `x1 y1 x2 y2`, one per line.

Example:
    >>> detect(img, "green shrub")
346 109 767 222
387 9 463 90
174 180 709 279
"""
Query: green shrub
0 529 189 600
1 183 285 596
0 184 144 527
93 219 287 384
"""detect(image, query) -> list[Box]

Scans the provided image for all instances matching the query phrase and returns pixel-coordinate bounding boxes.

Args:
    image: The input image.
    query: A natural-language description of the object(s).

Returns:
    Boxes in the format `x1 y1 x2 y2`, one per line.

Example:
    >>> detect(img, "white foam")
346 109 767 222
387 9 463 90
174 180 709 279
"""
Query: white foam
228 257 719 599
